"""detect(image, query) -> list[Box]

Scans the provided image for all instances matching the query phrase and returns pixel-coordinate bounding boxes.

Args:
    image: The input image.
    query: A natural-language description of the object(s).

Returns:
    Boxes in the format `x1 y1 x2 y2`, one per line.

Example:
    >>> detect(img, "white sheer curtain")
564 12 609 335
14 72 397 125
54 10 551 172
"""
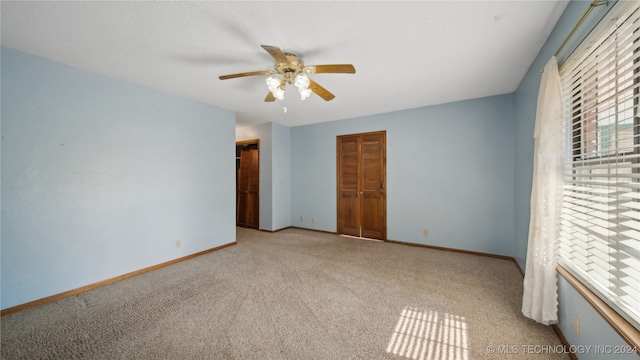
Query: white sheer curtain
522 56 564 325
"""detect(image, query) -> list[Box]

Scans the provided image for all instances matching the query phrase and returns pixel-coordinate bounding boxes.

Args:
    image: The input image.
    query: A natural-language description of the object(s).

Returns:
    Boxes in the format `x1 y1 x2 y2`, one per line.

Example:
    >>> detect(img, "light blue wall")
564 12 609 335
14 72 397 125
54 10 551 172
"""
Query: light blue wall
291 95 516 256
271 122 291 231
557 274 637 360
513 0 634 355
1 47 236 310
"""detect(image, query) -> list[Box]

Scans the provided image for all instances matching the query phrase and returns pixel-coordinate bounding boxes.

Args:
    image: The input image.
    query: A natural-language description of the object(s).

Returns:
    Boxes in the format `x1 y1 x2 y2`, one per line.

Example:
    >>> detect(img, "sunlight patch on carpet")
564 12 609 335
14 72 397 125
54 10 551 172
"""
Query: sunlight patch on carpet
339 234 382 242
386 306 469 360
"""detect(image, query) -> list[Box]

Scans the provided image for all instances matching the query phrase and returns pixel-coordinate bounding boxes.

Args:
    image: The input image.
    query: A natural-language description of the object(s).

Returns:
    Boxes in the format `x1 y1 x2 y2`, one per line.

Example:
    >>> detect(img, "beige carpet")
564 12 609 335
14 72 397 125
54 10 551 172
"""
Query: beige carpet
1 227 569 359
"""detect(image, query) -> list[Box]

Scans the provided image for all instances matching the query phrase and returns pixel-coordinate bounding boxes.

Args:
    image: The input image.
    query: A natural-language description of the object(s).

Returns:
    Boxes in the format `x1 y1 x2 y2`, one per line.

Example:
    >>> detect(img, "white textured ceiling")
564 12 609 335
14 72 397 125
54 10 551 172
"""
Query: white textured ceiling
1 1 568 127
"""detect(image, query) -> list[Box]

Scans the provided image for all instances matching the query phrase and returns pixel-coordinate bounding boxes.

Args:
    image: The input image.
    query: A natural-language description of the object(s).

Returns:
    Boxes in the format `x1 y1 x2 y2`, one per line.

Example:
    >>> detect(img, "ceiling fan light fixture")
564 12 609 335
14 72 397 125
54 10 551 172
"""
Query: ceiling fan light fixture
294 74 311 100
294 73 310 90
298 88 312 100
273 87 285 100
266 76 280 92
221 45 354 103
266 76 285 100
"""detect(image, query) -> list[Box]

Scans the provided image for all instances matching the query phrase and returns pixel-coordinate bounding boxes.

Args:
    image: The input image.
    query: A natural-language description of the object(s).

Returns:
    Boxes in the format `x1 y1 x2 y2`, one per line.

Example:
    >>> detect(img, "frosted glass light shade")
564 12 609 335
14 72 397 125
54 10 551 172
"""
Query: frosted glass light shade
294 73 310 89
299 88 311 100
266 76 280 92
273 87 285 100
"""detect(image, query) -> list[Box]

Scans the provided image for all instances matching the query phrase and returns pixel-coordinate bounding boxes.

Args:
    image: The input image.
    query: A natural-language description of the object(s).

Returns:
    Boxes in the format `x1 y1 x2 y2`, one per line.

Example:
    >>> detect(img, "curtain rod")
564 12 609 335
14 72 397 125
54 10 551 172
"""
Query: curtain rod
554 0 608 58
541 0 608 72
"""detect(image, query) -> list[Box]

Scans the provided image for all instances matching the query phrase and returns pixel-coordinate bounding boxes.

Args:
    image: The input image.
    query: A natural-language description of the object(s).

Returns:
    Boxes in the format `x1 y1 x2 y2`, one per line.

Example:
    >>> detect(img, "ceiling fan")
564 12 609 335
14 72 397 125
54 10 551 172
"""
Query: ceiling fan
219 45 356 102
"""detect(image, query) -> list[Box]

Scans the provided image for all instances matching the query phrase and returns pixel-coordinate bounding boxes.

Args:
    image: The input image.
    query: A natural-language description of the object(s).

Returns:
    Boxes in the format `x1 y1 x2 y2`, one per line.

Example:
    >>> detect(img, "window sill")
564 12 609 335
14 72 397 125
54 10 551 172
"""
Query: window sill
557 265 640 350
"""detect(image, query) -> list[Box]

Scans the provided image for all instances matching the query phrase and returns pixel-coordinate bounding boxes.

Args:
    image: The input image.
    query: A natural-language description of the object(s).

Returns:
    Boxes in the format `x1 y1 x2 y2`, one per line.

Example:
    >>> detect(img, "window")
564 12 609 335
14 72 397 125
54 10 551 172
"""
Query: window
558 1 640 330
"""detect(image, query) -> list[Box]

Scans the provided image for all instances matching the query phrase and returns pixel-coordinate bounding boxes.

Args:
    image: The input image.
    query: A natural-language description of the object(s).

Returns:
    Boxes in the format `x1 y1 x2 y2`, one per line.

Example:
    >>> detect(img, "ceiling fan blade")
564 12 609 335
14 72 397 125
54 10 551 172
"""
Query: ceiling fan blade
308 79 335 101
264 92 276 102
219 70 273 80
305 64 356 74
261 45 288 63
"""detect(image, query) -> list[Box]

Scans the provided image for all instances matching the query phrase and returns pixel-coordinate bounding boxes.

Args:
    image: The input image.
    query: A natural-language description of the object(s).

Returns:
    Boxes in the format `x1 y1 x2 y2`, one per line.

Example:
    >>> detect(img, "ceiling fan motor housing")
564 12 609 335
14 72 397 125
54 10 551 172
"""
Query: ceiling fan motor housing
276 53 304 84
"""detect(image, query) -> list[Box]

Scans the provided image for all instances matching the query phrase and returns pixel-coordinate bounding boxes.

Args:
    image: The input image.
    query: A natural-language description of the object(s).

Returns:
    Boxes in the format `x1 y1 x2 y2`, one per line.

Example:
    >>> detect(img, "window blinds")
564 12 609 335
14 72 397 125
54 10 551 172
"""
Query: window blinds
558 1 640 330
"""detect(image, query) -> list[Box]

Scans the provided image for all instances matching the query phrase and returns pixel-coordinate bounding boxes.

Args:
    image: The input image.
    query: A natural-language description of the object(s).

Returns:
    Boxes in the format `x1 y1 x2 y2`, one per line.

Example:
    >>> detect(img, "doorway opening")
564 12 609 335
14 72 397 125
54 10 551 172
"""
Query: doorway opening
236 140 259 229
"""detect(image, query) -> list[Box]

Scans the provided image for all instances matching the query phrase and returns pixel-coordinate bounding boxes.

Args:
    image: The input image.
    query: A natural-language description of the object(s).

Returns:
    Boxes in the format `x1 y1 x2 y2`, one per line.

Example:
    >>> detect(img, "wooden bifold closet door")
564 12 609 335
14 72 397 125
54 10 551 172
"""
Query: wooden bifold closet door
236 142 259 229
337 131 386 240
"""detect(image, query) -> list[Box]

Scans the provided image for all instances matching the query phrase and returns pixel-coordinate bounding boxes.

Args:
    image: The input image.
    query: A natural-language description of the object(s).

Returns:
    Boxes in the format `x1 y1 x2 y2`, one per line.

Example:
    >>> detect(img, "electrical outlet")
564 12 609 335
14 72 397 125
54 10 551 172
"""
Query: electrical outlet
176 240 182 249
573 315 580 336
300 215 304 222
423 229 429 237
312 217 316 224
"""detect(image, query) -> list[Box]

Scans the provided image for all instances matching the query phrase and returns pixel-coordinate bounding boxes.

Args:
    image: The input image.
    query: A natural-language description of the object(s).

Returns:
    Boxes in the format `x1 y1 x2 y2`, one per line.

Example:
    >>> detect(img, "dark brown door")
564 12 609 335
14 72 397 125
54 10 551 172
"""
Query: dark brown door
236 142 259 228
337 131 386 240
337 135 361 237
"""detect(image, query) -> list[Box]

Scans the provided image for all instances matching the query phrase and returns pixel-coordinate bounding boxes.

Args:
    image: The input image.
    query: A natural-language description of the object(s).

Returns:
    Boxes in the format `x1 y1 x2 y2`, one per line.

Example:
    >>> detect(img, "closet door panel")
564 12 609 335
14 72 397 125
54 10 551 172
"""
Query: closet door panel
337 131 386 240
337 136 361 237
246 148 259 228
361 133 385 240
